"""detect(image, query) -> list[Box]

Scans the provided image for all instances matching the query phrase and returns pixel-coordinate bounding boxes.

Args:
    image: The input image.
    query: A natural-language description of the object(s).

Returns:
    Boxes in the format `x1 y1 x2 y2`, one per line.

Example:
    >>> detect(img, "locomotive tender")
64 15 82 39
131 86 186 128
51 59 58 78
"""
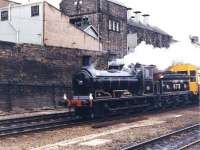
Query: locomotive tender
67 64 199 118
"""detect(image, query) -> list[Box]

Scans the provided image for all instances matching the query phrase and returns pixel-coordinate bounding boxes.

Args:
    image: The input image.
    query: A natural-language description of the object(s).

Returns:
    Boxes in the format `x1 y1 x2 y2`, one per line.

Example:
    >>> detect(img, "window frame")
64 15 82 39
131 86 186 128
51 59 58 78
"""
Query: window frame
112 20 115 31
116 22 120 32
1 10 8 21
31 5 40 17
108 19 120 32
109 19 112 30
190 70 196 82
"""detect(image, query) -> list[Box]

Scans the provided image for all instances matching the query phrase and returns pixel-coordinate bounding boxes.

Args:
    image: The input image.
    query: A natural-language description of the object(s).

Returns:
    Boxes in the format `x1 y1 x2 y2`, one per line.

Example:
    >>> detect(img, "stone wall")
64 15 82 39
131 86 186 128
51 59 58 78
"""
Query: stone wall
0 41 105 112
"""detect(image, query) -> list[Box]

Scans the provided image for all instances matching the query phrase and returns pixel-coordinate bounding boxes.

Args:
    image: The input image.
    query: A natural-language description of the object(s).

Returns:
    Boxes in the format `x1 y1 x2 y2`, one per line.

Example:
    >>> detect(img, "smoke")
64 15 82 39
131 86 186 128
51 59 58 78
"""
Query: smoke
119 37 200 70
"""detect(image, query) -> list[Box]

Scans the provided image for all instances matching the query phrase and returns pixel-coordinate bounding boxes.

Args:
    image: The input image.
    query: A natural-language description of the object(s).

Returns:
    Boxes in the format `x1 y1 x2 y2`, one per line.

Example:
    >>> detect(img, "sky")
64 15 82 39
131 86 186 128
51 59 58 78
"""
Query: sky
13 0 200 69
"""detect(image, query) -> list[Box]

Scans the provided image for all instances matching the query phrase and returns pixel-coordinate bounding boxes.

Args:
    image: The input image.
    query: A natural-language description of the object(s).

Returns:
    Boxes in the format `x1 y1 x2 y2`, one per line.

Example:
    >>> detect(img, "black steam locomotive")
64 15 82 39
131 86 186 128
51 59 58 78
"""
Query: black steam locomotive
67 64 193 118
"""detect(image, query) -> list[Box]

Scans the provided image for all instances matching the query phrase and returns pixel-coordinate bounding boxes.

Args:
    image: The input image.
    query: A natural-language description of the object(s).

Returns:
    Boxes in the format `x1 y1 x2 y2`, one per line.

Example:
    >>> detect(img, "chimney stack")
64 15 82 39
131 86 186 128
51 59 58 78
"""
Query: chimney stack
131 16 136 21
127 10 132 19
127 8 132 19
142 14 150 25
134 11 142 22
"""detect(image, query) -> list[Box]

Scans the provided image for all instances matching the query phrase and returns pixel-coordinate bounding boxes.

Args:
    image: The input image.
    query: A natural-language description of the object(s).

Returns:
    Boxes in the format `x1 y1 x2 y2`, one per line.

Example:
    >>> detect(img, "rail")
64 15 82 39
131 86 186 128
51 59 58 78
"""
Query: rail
0 112 81 137
120 123 200 150
178 140 200 150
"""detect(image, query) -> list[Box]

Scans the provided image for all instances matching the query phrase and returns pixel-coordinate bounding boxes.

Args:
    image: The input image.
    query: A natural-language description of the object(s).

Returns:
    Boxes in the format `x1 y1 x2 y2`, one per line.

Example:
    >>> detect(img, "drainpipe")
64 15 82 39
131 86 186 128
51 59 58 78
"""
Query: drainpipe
8 4 19 43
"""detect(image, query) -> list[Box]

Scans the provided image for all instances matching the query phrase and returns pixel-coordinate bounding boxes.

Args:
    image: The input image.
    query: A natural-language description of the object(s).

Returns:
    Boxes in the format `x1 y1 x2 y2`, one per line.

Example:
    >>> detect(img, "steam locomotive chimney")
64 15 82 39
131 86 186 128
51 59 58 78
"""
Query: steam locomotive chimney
134 11 142 22
142 14 150 25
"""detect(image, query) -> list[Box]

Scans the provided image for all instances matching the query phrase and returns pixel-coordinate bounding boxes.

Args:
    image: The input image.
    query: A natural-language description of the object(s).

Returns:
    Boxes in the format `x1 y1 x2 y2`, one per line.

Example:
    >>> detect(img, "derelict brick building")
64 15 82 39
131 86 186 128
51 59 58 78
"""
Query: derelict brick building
60 0 129 58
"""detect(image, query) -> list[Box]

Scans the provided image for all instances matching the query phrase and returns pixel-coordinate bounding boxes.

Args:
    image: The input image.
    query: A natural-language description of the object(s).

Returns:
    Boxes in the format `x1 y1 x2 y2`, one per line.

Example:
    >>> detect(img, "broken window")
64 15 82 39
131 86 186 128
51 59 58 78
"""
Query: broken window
82 17 89 26
31 5 39 17
1 11 8 21
70 18 82 27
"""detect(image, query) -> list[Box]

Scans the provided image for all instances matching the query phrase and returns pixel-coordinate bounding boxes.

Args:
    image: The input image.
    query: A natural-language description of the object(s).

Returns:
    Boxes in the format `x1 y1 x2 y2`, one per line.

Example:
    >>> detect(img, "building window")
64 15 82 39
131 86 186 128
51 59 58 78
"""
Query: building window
108 19 120 32
116 22 120 32
31 5 39 17
109 20 112 30
1 11 8 21
82 17 89 26
113 21 116 31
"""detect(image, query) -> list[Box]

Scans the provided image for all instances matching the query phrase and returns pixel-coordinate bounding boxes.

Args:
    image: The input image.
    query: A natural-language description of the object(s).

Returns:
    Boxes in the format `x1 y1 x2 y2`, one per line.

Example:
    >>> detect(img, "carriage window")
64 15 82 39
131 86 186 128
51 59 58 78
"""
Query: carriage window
144 68 153 80
177 71 188 75
190 71 196 82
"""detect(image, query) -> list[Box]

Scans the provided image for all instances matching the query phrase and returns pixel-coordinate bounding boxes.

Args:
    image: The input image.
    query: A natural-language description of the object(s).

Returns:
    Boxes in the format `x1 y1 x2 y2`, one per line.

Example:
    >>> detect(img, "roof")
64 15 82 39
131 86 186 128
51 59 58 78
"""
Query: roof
168 64 198 72
3 0 20 4
128 19 171 36
82 25 99 39
107 0 127 8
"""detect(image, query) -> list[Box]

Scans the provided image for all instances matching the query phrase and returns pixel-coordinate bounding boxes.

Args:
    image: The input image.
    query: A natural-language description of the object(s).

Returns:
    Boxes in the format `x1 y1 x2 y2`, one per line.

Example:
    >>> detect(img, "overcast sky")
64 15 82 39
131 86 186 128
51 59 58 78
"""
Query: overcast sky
14 0 200 41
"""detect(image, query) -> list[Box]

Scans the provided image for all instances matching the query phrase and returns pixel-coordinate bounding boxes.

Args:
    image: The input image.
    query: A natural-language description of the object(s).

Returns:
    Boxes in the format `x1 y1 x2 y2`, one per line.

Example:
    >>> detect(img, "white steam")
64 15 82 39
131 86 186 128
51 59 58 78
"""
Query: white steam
118 38 200 70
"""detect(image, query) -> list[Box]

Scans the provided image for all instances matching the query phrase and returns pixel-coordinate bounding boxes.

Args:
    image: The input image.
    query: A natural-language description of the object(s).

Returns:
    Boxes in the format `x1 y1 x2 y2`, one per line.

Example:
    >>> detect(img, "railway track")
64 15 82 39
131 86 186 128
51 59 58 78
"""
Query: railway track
0 112 83 137
120 123 200 150
0 105 197 137
178 139 200 150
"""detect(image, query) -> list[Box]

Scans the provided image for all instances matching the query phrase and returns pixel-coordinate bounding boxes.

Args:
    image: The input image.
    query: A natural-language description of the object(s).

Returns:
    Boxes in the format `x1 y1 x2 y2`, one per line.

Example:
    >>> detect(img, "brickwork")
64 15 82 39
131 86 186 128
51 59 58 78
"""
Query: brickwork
0 41 106 112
